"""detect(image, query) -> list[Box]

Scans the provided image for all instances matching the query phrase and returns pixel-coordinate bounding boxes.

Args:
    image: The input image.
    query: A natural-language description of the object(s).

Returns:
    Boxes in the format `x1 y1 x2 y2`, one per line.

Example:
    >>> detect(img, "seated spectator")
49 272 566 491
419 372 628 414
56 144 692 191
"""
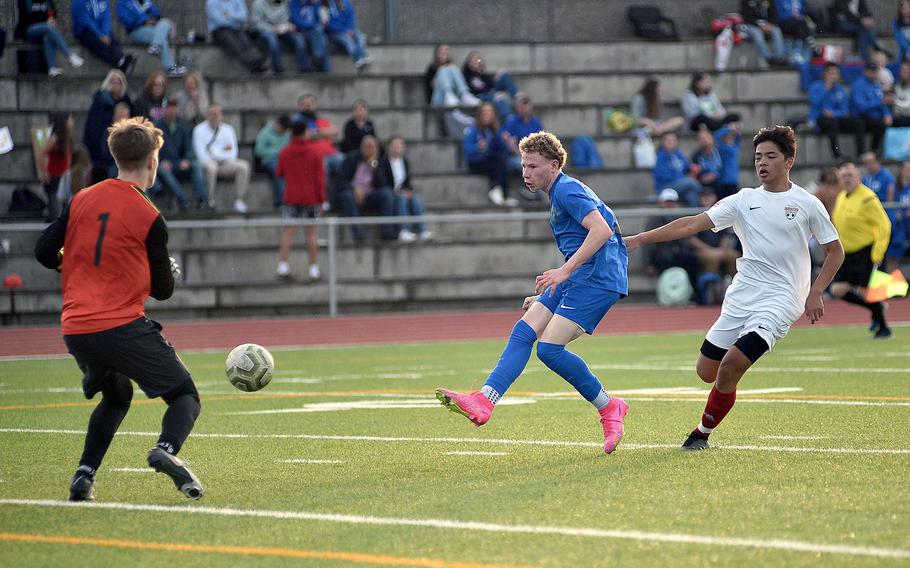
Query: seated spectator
502 92 544 175
893 61 910 126
832 0 886 62
425 43 480 107
84 69 132 184
688 189 741 303
653 132 701 207
97 102 132 180
341 99 377 154
152 99 208 211
813 166 842 216
886 160 910 270
808 62 853 159
15 0 84 77
254 114 292 208
772 0 817 62
324 0 372 70
374 136 432 243
739 0 787 68
132 71 168 122
250 0 310 74
872 50 895 91
276 120 326 281
894 0 910 64
862 151 896 204
714 123 741 200
462 50 518 119
206 0 268 74
289 0 330 72
631 78 684 137
335 135 397 242
681 72 741 132
116 0 185 76
174 71 209 125
464 103 516 207
37 113 74 221
691 128 722 195
72 0 134 72
645 188 701 293
293 93 343 199
850 62 892 154
57 143 92 210
192 103 251 213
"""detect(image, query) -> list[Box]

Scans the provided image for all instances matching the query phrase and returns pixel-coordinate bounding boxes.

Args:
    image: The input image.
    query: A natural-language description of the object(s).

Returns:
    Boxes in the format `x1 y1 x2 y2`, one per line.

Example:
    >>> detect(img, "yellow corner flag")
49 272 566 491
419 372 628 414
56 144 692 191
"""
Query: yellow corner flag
866 269 909 303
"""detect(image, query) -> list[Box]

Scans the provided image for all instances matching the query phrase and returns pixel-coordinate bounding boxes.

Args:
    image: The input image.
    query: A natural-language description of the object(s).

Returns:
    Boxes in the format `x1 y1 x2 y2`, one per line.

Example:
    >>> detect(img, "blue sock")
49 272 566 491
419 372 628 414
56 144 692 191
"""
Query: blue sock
483 320 538 399
536 341 610 408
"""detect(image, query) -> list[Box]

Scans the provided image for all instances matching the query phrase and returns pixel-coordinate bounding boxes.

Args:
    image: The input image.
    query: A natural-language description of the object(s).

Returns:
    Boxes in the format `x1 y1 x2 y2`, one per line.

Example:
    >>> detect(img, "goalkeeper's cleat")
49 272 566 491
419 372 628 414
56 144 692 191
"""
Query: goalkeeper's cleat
69 465 96 501
599 397 629 454
435 388 493 427
680 431 711 451
147 447 204 499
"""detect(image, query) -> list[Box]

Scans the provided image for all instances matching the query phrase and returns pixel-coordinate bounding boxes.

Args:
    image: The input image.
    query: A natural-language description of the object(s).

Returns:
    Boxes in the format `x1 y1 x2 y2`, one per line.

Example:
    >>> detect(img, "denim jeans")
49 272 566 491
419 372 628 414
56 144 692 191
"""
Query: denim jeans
257 29 309 72
397 191 426 233
25 23 70 69
328 30 366 62
300 28 330 71
129 19 175 69
262 157 284 207
155 159 206 205
431 65 471 106
741 23 786 61
836 18 877 62
657 177 701 208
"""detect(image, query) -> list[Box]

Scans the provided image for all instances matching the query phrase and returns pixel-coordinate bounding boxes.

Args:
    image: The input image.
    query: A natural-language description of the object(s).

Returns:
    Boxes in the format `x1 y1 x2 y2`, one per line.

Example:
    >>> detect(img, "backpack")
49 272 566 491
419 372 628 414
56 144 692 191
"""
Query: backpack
626 5 679 41
8 185 46 217
570 136 604 169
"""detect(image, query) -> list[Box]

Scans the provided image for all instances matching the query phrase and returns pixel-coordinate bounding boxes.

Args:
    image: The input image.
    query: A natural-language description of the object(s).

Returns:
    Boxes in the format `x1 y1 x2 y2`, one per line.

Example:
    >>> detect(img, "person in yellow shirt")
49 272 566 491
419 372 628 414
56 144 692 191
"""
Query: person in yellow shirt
831 159 892 339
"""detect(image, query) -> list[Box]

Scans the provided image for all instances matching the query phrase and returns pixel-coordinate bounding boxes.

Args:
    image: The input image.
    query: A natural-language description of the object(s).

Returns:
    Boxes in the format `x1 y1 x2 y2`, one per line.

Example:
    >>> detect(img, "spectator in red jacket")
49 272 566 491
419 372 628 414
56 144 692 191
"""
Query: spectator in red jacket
276 120 326 281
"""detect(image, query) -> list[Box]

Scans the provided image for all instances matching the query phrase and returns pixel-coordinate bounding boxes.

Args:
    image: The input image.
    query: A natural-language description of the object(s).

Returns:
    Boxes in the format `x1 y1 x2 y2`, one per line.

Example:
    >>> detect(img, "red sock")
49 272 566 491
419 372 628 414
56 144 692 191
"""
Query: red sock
699 387 737 431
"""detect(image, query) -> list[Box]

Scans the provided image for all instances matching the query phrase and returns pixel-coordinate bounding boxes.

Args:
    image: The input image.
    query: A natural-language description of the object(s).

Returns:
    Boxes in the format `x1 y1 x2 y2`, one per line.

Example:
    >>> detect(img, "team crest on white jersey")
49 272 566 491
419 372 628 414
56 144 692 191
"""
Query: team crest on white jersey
784 206 798 220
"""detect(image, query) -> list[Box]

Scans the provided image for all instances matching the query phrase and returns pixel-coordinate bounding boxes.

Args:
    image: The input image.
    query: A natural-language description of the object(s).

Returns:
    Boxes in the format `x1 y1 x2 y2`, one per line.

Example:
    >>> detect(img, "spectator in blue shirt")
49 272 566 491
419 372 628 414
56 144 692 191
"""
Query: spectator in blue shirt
861 151 896 204
895 1 910 64
151 99 207 210
206 0 268 73
887 160 910 271
653 132 701 207
289 0 330 72
714 123 741 199
325 0 371 70
691 128 723 196
72 0 134 72
808 62 853 159
772 0 817 60
250 0 311 74
464 103 516 207
116 0 184 76
850 62 893 154
502 92 543 175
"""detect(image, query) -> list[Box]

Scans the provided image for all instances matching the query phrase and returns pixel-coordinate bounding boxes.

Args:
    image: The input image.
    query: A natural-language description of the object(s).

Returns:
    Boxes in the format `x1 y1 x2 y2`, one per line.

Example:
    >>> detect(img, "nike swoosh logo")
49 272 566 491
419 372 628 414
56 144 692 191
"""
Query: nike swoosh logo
749 206 761 210
757 325 769 331
558 305 576 310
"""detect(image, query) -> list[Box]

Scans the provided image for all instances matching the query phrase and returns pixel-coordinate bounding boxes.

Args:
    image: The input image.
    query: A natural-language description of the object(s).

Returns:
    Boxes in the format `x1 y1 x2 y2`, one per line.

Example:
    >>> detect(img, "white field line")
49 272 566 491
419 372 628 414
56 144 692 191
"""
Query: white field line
278 459 344 464
620 397 910 407
225 397 536 416
0 499 907 560
446 451 508 456
1 428 908 455
590 364 910 374
761 436 829 441
110 468 154 473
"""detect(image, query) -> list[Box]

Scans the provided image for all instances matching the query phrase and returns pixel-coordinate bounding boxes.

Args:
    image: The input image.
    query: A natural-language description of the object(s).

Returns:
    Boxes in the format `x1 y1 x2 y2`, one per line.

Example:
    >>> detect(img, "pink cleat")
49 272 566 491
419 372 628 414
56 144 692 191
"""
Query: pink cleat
599 397 629 454
435 388 493 427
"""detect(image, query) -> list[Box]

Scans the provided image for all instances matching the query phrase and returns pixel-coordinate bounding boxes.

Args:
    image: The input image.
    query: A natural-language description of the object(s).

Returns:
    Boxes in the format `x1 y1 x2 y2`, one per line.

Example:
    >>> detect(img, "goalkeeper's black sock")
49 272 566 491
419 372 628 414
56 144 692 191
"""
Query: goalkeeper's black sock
159 393 200 455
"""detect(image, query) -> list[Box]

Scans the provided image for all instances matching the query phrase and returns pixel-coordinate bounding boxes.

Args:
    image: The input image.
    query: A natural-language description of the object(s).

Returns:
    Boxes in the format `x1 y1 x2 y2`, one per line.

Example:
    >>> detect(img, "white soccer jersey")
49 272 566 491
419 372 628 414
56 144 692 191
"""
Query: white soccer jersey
706 183 840 325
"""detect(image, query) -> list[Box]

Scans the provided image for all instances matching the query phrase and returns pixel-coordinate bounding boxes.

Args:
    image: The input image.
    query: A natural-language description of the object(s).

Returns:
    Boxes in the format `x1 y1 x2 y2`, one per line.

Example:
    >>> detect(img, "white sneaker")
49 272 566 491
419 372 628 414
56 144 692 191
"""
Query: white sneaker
68 53 84 68
418 230 434 241
398 229 417 243
308 264 321 280
48 67 63 77
233 199 248 213
488 186 504 206
461 93 482 106
147 44 161 57
503 197 520 207
354 55 373 70
443 91 460 107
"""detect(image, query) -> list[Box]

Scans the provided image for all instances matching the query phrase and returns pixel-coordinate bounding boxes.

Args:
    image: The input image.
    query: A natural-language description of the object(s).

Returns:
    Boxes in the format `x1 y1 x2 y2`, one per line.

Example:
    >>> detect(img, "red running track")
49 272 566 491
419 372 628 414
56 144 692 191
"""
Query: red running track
1 301 907 358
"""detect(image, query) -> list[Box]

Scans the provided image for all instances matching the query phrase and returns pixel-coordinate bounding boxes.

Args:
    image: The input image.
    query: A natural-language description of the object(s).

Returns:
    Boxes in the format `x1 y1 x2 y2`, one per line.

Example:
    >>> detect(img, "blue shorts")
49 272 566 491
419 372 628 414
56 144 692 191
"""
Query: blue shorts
536 281 621 334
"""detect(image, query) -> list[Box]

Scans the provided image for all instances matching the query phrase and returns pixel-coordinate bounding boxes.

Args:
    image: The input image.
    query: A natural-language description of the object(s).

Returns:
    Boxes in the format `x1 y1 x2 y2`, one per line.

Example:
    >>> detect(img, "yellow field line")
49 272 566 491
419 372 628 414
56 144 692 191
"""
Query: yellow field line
0 532 529 568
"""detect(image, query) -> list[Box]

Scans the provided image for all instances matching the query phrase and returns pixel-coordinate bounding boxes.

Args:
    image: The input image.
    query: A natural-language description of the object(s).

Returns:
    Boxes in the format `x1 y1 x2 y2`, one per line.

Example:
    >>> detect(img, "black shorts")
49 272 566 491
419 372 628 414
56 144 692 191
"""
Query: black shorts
834 245 874 287
64 316 192 399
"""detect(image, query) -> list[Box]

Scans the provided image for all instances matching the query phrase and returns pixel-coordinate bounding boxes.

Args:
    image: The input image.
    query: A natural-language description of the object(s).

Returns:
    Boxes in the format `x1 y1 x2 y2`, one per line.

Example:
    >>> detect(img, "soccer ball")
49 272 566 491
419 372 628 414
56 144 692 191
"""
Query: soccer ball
226 343 274 392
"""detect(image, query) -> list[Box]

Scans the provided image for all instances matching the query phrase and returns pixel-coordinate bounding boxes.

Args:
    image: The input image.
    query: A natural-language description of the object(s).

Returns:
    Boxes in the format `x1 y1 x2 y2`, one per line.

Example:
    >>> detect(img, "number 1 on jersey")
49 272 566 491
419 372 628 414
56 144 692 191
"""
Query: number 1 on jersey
95 212 110 266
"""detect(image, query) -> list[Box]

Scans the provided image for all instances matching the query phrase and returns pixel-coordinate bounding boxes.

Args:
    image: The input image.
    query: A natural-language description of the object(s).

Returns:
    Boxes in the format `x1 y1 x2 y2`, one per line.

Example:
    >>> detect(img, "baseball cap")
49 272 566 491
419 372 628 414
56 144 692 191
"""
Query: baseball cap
658 188 679 202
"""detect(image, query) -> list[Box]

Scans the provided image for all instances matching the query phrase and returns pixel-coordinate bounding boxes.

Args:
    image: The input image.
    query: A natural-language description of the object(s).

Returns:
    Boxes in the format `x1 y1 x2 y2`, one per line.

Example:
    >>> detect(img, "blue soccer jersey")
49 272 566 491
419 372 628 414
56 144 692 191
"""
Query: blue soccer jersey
548 173 628 296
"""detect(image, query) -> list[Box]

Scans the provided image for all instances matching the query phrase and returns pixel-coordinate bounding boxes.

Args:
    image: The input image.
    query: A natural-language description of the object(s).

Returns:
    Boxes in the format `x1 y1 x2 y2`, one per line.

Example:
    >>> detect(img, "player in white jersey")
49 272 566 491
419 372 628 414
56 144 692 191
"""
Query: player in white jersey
625 125 845 450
